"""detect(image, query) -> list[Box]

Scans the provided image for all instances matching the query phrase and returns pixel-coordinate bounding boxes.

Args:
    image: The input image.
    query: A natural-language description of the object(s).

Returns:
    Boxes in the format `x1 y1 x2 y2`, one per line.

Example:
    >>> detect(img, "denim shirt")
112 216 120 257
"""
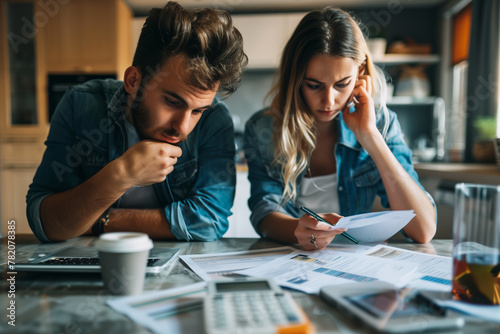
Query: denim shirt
243 108 436 237
27 79 236 242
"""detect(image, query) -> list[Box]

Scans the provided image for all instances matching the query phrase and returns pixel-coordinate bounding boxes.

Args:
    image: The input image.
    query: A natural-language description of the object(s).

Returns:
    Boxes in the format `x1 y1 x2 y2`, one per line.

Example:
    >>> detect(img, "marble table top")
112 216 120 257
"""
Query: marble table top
1 235 498 334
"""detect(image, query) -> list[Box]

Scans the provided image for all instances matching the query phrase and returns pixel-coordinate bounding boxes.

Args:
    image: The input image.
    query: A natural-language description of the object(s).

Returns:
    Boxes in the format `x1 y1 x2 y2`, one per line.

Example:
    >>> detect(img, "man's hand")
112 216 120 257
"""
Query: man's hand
39 139 181 242
116 140 182 189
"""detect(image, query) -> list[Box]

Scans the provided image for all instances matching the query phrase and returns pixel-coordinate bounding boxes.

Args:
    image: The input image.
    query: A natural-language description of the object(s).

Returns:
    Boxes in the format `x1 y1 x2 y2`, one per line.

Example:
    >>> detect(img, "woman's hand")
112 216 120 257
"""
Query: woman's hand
295 213 346 250
341 74 379 143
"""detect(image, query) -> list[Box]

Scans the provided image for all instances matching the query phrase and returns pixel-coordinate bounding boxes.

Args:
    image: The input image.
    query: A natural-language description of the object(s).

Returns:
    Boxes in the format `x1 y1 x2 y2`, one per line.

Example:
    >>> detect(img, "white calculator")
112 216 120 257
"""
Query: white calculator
204 277 314 334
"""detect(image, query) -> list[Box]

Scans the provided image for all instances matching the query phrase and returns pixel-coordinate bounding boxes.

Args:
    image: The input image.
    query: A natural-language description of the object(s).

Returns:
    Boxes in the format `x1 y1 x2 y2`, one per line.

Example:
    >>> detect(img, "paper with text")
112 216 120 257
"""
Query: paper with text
364 244 452 292
107 282 207 334
180 246 296 281
235 249 418 294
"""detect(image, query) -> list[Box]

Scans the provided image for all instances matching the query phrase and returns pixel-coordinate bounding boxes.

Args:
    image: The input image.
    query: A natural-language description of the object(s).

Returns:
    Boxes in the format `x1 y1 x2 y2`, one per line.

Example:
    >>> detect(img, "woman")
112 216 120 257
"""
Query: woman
243 7 436 250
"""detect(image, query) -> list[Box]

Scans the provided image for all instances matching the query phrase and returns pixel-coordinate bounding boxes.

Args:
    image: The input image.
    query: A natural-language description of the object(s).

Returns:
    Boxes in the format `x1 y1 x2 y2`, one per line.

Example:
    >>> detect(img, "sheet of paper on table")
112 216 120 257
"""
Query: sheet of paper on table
235 248 418 294
179 246 297 281
107 282 207 334
431 299 500 324
364 244 452 292
235 244 457 294
179 244 374 281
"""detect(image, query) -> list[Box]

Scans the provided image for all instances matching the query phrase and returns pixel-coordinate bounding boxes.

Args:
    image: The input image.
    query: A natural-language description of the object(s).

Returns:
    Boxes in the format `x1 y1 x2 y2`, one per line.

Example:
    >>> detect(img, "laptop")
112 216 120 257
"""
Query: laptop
15 246 180 274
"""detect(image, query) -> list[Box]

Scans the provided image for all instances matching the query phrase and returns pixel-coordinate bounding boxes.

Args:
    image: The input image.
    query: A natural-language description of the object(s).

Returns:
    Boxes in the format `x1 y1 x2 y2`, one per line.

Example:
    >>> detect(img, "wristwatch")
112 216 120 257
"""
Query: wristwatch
92 208 110 236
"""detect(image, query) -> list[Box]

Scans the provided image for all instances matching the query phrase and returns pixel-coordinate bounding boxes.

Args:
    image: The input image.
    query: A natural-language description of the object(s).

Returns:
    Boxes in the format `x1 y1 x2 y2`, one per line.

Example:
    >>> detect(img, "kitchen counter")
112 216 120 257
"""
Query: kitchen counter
415 163 500 239
238 162 500 184
415 163 500 185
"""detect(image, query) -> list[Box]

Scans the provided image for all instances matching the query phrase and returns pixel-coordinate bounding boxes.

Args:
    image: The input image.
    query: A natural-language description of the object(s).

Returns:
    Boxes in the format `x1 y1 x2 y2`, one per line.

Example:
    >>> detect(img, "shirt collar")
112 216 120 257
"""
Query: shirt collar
107 83 130 122
337 113 362 149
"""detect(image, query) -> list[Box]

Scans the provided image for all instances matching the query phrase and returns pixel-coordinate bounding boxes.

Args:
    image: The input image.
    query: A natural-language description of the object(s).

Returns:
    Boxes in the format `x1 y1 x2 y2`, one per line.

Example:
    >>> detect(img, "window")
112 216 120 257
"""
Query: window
450 61 468 161
449 3 472 161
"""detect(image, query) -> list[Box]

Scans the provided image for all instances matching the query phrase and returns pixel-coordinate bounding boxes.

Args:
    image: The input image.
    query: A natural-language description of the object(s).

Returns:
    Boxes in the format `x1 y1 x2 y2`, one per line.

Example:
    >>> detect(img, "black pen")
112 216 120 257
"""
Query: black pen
300 206 358 244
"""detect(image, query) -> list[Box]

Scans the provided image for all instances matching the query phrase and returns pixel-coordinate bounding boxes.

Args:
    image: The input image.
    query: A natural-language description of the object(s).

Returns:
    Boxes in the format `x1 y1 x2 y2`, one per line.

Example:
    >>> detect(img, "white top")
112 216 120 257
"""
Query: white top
296 173 340 214
95 232 153 252
119 120 162 209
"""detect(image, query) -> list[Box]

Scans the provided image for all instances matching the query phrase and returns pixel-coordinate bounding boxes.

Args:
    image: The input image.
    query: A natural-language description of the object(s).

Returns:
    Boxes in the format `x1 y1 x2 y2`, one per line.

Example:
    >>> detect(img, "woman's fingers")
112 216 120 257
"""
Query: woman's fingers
301 228 347 250
356 74 372 95
296 214 347 250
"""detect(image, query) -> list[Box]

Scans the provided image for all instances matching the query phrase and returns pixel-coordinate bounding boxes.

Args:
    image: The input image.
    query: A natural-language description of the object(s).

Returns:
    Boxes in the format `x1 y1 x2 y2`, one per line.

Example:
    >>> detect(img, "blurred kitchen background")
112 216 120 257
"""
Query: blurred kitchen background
1 0 499 239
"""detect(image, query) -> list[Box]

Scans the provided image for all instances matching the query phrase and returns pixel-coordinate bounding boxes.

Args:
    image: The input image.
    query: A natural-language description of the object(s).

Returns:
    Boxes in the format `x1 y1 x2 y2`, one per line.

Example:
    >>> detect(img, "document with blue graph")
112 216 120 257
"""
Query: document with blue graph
236 245 451 294
363 244 452 292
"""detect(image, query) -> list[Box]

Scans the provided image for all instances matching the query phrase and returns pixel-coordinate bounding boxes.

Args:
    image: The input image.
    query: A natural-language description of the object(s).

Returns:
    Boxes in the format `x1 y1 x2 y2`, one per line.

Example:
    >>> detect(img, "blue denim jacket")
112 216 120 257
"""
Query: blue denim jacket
27 79 236 242
243 108 436 237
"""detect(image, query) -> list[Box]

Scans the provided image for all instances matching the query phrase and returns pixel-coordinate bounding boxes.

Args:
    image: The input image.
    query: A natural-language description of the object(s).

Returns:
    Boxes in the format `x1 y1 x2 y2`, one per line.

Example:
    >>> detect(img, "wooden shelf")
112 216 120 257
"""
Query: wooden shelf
373 54 440 65
415 163 500 185
385 96 443 105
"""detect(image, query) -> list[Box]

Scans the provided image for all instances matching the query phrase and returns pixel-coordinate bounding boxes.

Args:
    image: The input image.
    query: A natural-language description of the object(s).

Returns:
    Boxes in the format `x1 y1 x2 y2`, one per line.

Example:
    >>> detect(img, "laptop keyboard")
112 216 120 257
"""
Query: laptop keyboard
40 257 158 266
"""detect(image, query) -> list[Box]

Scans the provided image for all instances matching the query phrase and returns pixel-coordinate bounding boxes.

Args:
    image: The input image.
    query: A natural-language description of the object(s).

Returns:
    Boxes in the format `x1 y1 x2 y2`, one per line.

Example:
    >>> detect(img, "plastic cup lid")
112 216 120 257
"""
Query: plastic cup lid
95 232 153 253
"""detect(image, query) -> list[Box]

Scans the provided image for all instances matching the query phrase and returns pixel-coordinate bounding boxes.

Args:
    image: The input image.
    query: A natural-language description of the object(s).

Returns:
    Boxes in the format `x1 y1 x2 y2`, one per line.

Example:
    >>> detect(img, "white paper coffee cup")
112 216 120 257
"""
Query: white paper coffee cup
95 232 153 295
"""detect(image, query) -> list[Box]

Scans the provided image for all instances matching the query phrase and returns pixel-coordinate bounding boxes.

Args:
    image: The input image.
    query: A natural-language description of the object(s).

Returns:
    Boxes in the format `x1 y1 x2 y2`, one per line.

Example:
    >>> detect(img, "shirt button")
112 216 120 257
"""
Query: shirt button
339 186 343 191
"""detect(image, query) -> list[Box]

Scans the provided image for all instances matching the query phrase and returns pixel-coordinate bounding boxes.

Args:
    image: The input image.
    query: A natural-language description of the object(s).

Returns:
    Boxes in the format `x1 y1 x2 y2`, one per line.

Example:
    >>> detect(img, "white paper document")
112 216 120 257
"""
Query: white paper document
179 246 296 281
333 210 416 243
364 244 452 292
433 299 500 324
235 249 418 294
107 282 207 334
326 243 375 253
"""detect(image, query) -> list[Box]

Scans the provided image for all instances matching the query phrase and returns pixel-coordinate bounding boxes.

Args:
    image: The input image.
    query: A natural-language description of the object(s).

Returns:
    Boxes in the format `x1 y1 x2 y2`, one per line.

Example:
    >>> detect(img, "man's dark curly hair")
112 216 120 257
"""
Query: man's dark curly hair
132 1 248 96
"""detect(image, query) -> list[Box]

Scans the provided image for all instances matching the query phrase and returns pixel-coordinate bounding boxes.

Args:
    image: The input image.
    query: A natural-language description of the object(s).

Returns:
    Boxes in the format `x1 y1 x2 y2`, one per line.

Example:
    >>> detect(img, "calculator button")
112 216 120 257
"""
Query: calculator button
205 288 308 334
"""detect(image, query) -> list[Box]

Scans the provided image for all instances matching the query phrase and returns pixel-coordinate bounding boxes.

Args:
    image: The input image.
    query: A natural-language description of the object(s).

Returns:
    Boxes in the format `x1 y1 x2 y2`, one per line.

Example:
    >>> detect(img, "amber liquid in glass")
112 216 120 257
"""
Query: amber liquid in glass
452 252 500 305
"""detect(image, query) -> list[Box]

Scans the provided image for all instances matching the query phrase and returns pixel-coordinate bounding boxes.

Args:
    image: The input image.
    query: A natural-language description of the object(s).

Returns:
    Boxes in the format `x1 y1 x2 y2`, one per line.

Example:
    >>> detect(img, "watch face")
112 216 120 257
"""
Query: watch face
215 280 271 293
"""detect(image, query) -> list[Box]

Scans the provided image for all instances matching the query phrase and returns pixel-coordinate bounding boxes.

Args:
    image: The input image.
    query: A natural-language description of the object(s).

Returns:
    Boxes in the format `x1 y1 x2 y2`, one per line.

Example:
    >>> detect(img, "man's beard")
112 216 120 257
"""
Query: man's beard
130 92 188 144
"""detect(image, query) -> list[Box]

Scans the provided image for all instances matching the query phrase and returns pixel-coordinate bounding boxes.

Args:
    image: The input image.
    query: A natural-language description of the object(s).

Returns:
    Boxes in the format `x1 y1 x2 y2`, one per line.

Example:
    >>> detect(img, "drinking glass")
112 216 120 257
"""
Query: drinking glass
452 183 500 305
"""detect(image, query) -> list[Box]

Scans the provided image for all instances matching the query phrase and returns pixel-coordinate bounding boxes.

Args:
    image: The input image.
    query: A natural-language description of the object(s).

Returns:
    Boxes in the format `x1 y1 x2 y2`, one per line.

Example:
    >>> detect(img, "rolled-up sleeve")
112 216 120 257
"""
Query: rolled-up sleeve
26 88 80 242
243 112 297 235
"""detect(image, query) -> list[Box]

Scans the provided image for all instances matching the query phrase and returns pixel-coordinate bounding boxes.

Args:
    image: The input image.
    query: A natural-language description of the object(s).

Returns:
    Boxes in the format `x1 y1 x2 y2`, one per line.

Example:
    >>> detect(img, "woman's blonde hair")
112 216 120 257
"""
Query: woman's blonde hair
268 7 389 204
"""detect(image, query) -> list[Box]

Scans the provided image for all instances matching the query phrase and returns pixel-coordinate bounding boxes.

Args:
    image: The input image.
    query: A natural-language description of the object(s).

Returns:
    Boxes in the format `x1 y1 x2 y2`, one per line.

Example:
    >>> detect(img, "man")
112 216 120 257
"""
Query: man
26 1 248 242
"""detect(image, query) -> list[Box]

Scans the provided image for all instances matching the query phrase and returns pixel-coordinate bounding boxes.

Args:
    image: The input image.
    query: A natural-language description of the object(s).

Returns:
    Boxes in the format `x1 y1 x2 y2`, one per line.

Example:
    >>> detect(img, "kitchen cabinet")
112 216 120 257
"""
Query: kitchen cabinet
0 0 133 236
43 0 131 78
0 141 45 235
132 13 306 70
232 13 305 69
0 0 49 139
0 1 50 236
